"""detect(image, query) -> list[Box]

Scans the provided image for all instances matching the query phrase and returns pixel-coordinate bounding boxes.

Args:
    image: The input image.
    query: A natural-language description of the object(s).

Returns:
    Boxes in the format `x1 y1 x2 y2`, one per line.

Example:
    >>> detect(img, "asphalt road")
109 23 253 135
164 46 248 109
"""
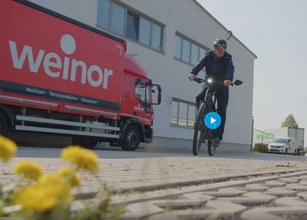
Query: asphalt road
15 143 307 161
8 131 307 161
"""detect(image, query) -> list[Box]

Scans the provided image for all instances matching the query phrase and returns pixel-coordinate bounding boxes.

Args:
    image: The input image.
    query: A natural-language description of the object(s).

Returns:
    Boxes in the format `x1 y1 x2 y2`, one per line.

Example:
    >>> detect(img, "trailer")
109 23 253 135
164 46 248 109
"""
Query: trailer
0 0 161 150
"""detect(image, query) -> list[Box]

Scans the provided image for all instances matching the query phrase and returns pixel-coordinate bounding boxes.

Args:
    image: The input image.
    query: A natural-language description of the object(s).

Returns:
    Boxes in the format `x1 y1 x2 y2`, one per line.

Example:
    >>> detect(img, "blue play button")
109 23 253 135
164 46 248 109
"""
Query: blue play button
204 112 221 129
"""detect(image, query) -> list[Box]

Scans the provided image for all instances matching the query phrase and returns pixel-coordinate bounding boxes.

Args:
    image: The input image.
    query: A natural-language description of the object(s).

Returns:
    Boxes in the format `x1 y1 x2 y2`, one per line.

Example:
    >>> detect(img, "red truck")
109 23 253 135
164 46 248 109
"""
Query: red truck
0 0 161 150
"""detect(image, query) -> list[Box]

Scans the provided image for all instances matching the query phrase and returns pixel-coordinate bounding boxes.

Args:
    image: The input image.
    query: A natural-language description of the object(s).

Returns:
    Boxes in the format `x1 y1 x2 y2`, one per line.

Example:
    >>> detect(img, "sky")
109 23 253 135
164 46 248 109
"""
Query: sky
197 0 307 141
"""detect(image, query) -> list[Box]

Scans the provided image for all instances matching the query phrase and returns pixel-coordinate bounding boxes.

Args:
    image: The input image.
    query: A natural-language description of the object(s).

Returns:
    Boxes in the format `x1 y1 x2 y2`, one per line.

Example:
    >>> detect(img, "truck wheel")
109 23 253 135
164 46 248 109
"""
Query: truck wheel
72 137 98 149
121 125 140 151
0 112 9 134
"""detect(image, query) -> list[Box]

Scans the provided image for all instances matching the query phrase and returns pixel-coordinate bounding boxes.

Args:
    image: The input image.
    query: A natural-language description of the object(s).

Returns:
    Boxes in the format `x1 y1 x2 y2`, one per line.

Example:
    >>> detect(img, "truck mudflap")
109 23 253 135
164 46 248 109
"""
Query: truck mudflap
144 127 153 143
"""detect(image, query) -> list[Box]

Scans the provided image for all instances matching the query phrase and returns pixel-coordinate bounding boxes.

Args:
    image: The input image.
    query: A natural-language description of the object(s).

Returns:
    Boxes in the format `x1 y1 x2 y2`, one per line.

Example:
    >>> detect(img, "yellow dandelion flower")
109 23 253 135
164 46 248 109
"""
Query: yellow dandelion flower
14 185 58 213
14 160 43 181
37 174 71 204
0 135 17 162
58 167 81 187
61 145 99 172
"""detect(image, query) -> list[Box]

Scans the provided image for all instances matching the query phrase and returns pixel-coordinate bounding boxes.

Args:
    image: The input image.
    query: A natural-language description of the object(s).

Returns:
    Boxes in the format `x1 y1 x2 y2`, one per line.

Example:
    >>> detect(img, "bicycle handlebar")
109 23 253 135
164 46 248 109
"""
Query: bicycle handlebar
194 77 243 86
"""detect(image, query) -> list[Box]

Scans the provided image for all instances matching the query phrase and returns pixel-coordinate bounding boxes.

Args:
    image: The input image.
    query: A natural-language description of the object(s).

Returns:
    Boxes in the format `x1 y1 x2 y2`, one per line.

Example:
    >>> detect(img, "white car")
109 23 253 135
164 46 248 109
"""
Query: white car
268 137 298 155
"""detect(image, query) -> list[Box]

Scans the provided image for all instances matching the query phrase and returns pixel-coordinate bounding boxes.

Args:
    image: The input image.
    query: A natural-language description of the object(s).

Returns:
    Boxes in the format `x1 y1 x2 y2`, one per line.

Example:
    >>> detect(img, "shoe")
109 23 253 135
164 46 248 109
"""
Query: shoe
211 137 220 147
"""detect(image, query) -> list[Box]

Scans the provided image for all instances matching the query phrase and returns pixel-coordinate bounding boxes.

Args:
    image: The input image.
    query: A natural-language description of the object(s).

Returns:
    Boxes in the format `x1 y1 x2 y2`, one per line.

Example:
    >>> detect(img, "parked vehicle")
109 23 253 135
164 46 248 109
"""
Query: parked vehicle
268 137 298 155
0 0 161 150
254 127 304 154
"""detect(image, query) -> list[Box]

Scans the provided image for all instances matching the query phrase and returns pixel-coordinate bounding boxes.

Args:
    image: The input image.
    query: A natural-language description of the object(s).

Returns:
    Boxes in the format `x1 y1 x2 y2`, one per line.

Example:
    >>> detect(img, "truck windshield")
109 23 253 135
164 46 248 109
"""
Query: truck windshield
272 138 287 144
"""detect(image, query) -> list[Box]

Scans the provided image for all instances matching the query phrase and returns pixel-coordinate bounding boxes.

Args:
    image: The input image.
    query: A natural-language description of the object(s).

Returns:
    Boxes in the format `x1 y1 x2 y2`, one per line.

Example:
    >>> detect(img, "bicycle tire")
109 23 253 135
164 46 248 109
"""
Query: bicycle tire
192 102 207 155
207 137 216 156
207 106 217 156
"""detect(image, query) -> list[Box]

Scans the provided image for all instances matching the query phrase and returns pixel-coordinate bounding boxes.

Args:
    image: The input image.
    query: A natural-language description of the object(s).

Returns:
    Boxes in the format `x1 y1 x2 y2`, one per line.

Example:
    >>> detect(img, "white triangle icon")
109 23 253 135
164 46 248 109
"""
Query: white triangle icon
210 117 216 124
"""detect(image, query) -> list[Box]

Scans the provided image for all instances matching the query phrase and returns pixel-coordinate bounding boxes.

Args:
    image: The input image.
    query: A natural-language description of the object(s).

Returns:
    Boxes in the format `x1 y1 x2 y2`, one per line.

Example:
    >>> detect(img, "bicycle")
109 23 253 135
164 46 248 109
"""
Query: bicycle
192 77 242 156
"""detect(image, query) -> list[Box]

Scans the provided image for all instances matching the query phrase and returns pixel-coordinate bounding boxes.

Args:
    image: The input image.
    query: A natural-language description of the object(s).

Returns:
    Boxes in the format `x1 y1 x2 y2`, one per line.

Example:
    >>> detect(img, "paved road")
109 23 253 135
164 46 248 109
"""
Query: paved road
119 170 307 219
1 145 307 219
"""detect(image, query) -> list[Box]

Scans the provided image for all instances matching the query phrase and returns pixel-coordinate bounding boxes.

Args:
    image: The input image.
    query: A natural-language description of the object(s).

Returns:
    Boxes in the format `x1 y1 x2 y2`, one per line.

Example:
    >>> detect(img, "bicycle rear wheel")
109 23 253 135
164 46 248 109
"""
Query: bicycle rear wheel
192 102 206 155
207 137 216 156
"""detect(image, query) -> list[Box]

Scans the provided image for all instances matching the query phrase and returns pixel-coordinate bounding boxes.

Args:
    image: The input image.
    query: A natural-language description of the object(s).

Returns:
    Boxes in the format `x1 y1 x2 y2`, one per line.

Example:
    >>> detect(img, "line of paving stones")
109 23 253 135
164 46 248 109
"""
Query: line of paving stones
118 170 307 219
2 156 306 194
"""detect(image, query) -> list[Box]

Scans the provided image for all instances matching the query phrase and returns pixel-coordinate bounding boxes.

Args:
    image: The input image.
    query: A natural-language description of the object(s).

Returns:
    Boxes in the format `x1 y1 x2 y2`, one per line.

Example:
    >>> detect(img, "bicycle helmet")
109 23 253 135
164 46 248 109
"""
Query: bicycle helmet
213 38 227 50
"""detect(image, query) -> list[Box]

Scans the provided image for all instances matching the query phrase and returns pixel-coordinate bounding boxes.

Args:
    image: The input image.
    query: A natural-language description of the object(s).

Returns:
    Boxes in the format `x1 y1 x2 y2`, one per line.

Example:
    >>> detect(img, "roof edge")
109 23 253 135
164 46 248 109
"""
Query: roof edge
190 0 257 59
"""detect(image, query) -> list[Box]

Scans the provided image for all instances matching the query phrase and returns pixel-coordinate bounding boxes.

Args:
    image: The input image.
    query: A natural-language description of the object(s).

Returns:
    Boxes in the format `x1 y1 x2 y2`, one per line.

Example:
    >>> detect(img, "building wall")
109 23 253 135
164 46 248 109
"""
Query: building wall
28 0 256 152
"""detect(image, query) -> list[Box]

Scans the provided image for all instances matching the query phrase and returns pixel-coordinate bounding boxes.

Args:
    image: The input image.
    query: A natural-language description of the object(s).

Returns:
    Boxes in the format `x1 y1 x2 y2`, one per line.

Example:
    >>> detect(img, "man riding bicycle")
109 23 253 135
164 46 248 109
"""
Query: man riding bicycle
188 38 235 147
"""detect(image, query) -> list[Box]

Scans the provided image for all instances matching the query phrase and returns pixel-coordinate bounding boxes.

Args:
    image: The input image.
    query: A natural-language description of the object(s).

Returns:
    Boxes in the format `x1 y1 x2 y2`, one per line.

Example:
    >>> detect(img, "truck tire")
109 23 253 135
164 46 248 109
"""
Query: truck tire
0 111 9 134
121 125 140 151
72 137 98 149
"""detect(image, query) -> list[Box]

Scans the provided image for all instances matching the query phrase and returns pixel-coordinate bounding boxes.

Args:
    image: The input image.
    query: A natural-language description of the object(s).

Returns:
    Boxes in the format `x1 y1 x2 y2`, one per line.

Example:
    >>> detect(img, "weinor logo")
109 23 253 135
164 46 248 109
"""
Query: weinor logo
9 34 113 89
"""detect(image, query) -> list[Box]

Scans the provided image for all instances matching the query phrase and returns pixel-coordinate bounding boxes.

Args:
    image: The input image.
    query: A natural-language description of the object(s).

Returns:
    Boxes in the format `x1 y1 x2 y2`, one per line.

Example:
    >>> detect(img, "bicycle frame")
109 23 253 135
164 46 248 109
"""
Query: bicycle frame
197 77 218 114
203 85 217 112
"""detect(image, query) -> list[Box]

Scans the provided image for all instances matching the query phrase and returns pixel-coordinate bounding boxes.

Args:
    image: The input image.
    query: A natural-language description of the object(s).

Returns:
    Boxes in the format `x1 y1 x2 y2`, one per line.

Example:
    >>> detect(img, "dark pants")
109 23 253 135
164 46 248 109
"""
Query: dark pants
196 86 229 140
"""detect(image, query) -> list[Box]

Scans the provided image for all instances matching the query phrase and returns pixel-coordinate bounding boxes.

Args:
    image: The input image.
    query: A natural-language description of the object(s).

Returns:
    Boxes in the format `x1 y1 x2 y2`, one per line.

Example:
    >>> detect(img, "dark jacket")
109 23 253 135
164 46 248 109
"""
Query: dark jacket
191 51 234 82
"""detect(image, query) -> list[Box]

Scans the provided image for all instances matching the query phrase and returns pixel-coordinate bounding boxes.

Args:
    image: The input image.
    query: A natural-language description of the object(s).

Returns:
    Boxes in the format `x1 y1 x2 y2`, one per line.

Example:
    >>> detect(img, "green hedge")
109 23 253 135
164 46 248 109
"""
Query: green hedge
253 143 268 153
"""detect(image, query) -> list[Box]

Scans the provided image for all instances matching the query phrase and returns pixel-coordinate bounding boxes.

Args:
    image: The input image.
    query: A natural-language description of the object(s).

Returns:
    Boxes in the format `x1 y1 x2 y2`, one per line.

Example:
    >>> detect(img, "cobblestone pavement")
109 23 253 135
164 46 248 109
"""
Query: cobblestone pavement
2 153 307 193
1 149 307 219
118 170 307 220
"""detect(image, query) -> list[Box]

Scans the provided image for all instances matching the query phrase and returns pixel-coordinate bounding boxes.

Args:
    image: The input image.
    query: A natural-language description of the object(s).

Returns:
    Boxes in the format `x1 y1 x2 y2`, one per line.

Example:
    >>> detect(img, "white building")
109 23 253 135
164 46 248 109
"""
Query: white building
28 0 257 152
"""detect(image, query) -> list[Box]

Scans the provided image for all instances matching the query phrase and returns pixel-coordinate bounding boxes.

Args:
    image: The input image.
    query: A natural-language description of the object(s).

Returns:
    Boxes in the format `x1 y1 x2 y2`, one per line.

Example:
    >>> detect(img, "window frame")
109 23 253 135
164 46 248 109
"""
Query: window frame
97 0 164 52
109 2 126 36
126 11 139 41
171 97 196 128
174 32 209 66
135 79 151 113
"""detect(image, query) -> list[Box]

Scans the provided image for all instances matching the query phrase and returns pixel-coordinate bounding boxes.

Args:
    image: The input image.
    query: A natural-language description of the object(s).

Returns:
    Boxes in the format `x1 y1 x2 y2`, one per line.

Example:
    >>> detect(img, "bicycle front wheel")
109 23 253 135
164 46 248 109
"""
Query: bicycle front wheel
192 102 206 155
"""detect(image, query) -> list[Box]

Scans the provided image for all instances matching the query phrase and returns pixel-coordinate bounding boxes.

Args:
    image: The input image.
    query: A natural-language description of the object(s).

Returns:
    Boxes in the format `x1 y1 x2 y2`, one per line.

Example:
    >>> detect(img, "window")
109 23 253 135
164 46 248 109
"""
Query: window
139 17 151 45
188 105 195 127
175 33 208 66
126 12 139 41
171 101 179 125
182 38 190 63
97 0 164 52
110 3 125 35
175 35 181 59
191 43 199 65
135 80 146 103
97 0 110 29
152 23 162 51
135 80 151 113
179 102 188 126
171 98 196 128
